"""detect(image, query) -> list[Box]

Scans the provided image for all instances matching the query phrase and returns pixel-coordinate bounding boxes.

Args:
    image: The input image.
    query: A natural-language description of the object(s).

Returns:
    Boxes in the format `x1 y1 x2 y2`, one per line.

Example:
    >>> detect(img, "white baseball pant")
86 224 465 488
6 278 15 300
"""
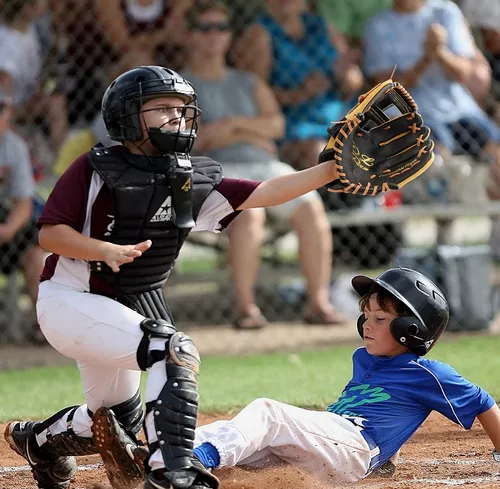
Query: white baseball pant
194 398 380 484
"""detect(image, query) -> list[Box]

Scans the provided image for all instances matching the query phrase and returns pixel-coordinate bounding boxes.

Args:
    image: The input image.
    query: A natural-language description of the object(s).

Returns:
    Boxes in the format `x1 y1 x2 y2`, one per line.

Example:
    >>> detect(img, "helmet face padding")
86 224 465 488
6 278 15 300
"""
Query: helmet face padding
353 268 450 355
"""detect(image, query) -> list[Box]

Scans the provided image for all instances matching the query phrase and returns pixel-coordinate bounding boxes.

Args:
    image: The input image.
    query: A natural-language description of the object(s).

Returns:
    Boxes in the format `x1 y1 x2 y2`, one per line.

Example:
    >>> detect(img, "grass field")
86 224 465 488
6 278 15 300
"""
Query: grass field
1 333 500 422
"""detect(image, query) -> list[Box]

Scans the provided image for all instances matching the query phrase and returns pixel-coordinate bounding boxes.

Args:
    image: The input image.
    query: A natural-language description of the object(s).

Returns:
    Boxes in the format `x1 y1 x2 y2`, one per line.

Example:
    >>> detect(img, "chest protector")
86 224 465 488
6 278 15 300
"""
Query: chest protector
88 146 222 320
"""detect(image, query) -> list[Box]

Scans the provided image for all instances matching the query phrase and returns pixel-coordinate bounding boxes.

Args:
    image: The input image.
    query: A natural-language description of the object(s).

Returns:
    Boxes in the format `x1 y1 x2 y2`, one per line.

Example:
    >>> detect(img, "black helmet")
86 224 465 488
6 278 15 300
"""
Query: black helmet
101 65 199 154
352 267 449 355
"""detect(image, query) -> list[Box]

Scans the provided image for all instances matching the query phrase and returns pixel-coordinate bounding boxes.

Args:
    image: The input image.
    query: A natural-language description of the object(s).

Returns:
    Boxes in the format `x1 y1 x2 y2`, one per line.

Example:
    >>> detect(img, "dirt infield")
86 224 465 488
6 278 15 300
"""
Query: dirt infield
1 412 499 489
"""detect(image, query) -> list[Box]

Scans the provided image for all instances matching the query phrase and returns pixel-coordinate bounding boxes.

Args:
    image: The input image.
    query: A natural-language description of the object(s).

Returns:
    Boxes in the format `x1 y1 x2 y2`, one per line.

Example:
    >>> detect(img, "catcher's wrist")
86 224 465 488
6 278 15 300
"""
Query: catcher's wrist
492 449 500 462
327 160 339 181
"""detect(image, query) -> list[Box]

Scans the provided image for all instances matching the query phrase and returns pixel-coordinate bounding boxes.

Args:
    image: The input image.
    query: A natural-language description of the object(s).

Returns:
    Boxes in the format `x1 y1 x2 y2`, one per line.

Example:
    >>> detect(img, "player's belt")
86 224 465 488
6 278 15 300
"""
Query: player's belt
360 430 380 472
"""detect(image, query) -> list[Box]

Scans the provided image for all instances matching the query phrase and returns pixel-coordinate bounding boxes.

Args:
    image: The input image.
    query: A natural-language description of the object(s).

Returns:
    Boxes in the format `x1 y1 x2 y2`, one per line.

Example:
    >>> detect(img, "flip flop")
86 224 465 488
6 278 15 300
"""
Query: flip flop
233 311 268 330
304 308 348 325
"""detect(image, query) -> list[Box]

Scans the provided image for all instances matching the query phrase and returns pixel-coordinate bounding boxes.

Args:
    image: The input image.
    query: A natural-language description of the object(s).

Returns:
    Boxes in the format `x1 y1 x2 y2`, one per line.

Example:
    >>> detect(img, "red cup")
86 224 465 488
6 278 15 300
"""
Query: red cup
383 190 402 208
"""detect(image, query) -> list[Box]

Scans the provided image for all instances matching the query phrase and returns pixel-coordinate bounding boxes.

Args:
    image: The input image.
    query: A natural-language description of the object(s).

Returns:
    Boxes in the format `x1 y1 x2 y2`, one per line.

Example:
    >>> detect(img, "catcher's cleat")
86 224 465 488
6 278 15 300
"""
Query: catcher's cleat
4 421 77 489
144 456 220 489
92 407 149 489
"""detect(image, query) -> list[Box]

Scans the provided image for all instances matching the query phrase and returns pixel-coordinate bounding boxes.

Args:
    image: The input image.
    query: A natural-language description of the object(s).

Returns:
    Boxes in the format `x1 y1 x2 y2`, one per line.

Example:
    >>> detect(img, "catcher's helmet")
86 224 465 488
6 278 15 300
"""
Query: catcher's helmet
101 65 199 154
352 267 449 356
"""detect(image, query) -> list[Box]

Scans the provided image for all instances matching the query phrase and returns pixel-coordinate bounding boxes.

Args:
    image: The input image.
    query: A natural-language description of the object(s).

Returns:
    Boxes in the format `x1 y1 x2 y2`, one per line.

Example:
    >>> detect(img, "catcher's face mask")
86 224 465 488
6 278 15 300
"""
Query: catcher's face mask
135 95 200 156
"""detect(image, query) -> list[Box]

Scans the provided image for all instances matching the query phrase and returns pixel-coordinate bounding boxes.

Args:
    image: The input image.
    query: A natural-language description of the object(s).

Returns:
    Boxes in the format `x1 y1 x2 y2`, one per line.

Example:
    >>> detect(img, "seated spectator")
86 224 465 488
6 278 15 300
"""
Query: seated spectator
52 49 155 176
0 0 68 154
0 91 46 341
181 1 347 329
47 0 109 126
232 0 364 171
316 0 392 47
460 0 500 259
363 0 500 173
94 0 194 77
461 0 500 122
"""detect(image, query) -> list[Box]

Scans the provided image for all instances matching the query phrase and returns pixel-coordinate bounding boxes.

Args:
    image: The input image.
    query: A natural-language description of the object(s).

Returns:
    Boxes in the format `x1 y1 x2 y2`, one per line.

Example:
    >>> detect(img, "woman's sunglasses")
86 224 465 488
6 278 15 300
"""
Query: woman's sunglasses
193 22 231 33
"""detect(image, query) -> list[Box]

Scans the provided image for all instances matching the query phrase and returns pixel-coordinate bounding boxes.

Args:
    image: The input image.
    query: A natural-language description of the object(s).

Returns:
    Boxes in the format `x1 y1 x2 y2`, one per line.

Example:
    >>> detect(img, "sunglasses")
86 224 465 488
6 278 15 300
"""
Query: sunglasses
193 22 231 33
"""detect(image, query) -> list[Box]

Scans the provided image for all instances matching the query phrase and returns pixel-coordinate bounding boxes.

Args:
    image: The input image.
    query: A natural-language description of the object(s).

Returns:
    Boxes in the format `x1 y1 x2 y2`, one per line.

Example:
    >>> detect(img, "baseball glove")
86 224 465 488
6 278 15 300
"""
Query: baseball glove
319 79 435 195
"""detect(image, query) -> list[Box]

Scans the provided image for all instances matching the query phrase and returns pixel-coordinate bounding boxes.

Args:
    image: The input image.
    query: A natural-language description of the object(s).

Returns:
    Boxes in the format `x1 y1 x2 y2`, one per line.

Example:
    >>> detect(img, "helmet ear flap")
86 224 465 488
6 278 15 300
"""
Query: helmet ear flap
357 315 366 339
390 316 430 355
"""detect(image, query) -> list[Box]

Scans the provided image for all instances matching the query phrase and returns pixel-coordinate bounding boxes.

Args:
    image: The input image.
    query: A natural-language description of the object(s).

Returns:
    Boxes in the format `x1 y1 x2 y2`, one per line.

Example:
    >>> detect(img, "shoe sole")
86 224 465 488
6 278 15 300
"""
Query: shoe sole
144 477 172 489
92 408 148 489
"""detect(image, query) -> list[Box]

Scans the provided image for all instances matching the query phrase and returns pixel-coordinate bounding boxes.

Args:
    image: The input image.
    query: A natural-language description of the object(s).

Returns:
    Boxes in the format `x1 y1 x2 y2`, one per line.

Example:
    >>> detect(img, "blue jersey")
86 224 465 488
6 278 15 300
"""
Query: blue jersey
327 348 495 465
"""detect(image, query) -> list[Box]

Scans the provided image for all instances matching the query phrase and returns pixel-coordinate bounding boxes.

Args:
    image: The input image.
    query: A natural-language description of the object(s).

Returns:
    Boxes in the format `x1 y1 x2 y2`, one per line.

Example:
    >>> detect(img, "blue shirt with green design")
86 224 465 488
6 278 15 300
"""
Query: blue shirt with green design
327 348 495 464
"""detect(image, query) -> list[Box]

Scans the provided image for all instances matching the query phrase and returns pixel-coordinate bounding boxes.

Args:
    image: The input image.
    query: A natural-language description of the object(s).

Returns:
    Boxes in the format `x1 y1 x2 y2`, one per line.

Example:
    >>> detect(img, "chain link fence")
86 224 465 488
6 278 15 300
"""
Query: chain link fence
0 0 499 343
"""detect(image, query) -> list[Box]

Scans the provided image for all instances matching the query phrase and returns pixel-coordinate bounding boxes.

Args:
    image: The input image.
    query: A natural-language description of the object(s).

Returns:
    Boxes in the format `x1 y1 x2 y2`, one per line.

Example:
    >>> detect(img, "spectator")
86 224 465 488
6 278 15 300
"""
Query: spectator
363 0 500 171
47 0 109 126
0 91 46 340
460 0 500 259
0 0 68 153
182 1 347 328
316 0 392 47
52 49 155 177
232 0 364 171
461 0 500 121
95 0 194 77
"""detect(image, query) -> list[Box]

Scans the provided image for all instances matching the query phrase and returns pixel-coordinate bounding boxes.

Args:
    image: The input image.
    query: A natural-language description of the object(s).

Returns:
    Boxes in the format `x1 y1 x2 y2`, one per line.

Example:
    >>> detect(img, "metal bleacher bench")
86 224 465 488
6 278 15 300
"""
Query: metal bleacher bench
183 202 500 271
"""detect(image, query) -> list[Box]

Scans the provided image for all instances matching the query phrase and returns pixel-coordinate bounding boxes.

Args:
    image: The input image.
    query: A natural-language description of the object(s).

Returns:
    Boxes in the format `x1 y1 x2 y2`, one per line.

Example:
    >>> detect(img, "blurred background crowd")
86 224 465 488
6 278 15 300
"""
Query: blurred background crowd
0 0 500 343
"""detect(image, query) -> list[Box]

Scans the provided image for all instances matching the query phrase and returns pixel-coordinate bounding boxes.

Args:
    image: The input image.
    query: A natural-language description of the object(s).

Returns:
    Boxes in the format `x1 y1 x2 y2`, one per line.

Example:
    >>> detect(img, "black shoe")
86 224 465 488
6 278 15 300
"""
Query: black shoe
4 421 77 489
144 457 219 489
92 407 149 489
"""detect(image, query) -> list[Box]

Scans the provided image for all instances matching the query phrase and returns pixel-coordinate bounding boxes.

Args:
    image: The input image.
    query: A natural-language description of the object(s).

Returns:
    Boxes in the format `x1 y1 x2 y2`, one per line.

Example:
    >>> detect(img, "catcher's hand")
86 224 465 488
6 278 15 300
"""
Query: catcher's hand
319 79 435 195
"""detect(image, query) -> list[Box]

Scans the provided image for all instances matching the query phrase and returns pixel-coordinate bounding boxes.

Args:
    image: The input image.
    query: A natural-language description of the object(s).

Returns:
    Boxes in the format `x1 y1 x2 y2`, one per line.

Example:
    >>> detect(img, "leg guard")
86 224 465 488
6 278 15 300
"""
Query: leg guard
147 332 218 488
109 389 144 438
146 331 200 472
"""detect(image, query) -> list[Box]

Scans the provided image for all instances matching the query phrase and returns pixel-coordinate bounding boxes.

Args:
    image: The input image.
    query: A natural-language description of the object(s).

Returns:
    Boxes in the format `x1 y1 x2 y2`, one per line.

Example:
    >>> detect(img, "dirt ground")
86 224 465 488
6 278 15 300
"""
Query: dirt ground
1 412 499 489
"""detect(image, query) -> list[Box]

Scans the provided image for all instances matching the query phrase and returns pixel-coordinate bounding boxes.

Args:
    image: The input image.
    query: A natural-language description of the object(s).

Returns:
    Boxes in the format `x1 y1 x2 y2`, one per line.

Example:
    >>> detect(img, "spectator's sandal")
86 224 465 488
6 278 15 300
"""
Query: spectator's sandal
304 308 348 325
233 311 268 330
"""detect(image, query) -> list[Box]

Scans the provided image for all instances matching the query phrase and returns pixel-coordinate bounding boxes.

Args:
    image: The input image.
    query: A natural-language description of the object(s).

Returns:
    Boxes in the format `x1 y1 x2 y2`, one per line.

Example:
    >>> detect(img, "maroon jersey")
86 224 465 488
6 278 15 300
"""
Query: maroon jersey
37 152 260 296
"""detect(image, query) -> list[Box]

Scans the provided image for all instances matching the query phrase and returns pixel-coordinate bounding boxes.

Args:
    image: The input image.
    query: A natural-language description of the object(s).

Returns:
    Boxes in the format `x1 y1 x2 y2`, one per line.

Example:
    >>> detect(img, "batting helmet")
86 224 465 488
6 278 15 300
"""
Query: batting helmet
352 267 449 355
101 65 199 154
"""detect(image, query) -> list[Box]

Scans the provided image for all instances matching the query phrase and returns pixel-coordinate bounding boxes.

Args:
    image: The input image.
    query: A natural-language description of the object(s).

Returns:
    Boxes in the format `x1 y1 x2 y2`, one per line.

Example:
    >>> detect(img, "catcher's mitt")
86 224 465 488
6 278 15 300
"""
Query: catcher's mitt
319 79 435 195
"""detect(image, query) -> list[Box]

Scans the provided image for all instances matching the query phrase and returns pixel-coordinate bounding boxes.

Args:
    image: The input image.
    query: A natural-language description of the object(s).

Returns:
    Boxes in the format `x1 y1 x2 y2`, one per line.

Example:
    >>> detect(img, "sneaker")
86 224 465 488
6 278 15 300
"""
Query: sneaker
4 421 77 489
92 407 149 489
144 457 219 489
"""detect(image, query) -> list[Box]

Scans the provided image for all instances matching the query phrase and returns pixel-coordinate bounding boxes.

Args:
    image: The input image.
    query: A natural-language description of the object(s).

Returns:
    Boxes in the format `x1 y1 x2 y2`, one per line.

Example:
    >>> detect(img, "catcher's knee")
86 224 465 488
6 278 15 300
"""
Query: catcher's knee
109 390 144 436
136 318 200 374
136 318 177 370
167 331 200 374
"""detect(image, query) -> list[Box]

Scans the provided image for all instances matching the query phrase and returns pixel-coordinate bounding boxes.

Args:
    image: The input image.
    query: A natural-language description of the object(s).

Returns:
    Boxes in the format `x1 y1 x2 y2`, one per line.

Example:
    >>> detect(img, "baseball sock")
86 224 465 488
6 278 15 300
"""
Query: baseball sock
193 442 220 469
